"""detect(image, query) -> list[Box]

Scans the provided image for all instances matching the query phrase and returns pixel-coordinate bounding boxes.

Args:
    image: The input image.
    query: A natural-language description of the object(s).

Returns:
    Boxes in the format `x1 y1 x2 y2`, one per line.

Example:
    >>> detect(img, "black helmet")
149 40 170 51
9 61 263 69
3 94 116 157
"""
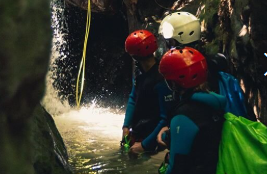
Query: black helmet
206 53 228 73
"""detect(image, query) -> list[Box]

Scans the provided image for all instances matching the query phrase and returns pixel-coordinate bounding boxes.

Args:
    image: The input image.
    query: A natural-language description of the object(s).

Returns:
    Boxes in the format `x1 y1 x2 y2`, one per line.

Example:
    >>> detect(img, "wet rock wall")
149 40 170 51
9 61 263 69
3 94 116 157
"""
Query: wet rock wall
0 0 72 173
52 2 132 108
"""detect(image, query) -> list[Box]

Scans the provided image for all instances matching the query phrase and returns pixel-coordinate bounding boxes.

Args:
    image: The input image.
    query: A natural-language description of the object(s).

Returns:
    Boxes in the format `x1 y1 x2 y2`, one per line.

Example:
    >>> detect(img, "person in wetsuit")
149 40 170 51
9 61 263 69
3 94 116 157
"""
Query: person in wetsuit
158 11 256 121
122 30 175 154
157 47 226 174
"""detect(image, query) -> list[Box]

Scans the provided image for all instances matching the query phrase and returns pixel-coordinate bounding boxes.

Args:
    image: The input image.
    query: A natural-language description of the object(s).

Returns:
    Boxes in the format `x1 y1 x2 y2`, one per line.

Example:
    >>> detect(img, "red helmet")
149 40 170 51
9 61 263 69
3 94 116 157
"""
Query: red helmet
125 30 158 57
159 47 207 89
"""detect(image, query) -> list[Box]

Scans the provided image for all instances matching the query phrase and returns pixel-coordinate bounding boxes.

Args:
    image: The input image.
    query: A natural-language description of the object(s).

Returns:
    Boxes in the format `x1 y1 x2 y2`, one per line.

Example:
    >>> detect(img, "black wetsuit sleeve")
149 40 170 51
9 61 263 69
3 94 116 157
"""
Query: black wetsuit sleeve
123 79 136 127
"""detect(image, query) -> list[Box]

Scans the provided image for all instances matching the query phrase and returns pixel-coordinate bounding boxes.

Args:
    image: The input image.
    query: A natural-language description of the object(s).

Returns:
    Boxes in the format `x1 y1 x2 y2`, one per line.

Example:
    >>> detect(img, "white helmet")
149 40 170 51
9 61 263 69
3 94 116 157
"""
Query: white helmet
158 12 201 44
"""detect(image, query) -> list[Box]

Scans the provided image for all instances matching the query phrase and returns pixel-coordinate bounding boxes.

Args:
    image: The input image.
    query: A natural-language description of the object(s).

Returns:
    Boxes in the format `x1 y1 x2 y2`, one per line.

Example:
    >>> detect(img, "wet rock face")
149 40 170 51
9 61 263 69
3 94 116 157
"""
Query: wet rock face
65 0 119 13
0 1 51 120
0 0 72 174
192 0 267 124
32 105 72 174
52 0 176 108
52 3 132 108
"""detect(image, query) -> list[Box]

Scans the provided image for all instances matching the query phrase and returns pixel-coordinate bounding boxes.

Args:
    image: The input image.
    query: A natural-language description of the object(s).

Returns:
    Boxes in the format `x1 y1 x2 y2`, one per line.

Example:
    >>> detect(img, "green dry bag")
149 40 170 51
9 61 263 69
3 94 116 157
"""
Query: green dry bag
217 112 267 174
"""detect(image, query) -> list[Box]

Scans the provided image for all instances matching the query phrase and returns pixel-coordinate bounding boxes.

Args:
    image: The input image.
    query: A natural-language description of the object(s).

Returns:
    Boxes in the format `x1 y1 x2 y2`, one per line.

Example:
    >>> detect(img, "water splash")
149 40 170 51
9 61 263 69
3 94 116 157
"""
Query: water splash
42 0 72 116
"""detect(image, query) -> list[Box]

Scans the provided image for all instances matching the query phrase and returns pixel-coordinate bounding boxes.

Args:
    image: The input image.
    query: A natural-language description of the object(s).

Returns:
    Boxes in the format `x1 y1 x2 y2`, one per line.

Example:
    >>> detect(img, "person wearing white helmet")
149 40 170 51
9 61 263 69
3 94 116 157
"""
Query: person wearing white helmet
158 11 201 47
157 11 256 121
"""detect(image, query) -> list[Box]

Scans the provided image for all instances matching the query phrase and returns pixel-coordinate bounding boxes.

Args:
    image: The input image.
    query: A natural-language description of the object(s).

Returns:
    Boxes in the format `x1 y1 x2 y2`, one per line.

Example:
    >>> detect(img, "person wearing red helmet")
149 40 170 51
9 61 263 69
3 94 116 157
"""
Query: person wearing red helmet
121 30 175 154
158 11 257 122
157 47 227 174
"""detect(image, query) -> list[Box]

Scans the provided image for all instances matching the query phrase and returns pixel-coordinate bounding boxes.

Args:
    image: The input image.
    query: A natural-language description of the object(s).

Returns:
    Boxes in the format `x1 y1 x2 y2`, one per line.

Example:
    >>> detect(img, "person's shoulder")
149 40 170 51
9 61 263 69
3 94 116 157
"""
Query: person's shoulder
191 92 226 110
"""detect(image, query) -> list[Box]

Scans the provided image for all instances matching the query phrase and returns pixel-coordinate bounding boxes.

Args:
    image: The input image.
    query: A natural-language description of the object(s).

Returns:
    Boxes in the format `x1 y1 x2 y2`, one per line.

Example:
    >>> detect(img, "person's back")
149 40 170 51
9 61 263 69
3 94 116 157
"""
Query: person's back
168 91 225 174
130 63 163 138
122 30 175 153
158 47 226 174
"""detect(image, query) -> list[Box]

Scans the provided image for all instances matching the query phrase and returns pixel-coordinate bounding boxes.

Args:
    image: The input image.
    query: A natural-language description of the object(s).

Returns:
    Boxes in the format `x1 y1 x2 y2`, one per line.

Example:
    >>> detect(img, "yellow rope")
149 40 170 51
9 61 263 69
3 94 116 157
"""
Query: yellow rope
76 0 91 108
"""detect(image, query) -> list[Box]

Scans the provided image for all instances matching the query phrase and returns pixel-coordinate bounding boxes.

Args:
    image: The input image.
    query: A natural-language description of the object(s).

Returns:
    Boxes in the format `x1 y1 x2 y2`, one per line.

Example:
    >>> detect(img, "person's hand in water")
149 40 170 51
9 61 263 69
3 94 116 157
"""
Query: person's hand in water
157 126 169 147
130 142 144 154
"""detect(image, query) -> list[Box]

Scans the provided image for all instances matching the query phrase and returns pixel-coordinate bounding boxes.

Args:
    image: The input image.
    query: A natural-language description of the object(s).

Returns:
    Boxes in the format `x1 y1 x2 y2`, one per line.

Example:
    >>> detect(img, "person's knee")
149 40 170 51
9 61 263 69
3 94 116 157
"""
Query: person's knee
169 115 199 154
170 115 193 129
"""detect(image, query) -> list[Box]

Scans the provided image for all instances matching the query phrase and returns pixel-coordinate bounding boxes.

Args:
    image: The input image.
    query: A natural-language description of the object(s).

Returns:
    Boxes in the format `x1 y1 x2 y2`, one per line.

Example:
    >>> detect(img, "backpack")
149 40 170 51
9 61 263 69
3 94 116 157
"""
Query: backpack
216 112 267 174
218 72 249 118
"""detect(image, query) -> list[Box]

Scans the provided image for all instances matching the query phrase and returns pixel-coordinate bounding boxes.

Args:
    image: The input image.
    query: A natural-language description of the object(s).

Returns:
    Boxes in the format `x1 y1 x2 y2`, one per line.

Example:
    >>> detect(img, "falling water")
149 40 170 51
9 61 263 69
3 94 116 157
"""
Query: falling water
42 1 166 173
42 0 71 116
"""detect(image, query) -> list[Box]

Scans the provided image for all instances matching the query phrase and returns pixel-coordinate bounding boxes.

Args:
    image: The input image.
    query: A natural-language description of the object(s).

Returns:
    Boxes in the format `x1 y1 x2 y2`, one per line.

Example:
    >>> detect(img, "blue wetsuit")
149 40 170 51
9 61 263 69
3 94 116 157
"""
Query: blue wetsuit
166 91 226 174
123 63 175 151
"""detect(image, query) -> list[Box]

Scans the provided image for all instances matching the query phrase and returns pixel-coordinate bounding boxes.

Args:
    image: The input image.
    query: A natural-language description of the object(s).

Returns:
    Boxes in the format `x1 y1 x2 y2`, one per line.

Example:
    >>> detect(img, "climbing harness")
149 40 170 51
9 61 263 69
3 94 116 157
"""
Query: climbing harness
76 0 91 108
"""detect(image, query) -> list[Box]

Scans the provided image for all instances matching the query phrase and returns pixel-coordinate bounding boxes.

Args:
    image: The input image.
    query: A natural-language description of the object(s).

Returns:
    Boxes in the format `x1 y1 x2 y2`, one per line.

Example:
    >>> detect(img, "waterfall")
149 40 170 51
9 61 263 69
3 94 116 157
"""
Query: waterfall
42 0 71 116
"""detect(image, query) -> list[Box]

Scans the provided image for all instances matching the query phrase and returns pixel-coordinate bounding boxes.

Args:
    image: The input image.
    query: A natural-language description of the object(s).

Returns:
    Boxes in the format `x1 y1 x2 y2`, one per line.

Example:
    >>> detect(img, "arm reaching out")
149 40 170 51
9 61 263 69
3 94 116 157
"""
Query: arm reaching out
157 126 169 147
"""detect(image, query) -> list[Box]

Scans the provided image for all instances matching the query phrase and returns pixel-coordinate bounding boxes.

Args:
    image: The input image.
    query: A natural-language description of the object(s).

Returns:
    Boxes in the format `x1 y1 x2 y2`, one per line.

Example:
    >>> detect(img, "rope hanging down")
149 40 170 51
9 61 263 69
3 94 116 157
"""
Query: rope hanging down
76 0 91 108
